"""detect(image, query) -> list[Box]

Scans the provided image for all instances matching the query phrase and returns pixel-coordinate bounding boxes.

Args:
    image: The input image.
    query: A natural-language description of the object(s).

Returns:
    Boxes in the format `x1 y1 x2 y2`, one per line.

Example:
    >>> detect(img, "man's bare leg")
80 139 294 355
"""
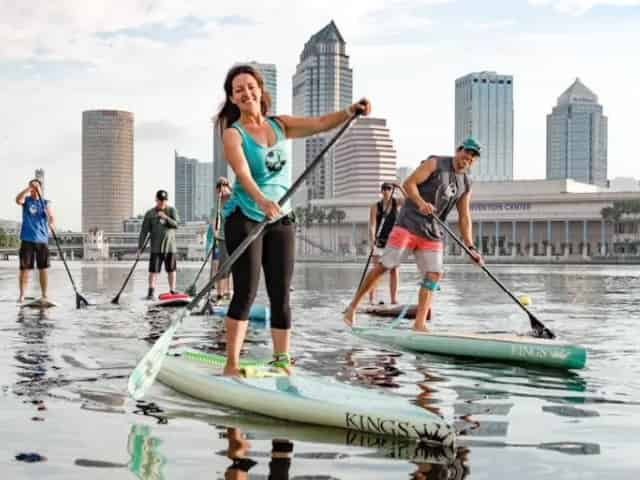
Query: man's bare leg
167 271 176 292
38 269 48 300
413 273 441 331
18 270 29 303
389 267 399 304
344 263 388 327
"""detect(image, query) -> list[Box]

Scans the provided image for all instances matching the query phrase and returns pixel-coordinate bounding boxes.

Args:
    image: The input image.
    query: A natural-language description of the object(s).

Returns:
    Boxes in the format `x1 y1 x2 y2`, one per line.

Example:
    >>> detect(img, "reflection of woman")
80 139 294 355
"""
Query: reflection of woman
216 64 371 376
224 427 293 480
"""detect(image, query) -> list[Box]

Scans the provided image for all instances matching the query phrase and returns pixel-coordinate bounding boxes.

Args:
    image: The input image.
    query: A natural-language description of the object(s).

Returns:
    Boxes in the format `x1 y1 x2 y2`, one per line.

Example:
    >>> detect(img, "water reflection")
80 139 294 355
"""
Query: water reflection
127 424 167 480
13 308 54 400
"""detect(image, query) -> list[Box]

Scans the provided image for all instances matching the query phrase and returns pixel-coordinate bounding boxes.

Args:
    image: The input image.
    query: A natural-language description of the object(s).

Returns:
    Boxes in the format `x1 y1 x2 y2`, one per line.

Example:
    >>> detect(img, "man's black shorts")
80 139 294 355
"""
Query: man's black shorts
19 241 50 270
149 253 177 273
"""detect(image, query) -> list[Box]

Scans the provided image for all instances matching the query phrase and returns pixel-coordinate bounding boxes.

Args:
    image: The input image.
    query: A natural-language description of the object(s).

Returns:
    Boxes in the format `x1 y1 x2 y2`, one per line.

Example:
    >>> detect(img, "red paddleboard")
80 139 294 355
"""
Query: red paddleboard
152 292 192 308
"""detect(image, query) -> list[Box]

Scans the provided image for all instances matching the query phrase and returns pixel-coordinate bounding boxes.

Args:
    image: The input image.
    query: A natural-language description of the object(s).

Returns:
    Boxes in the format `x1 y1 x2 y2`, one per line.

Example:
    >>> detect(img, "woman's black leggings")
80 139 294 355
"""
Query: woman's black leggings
224 208 295 329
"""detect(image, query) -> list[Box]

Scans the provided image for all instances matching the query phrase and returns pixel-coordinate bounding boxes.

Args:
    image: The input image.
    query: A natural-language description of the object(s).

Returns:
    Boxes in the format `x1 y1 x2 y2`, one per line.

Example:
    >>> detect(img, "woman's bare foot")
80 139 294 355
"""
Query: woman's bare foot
343 307 357 328
412 322 429 332
223 364 241 377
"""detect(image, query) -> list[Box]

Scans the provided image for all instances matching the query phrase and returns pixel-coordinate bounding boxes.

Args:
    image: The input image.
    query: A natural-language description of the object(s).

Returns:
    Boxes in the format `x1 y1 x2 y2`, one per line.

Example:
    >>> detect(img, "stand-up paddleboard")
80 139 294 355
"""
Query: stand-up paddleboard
358 304 418 319
207 303 269 323
157 351 456 447
21 298 58 309
351 327 587 370
151 292 192 308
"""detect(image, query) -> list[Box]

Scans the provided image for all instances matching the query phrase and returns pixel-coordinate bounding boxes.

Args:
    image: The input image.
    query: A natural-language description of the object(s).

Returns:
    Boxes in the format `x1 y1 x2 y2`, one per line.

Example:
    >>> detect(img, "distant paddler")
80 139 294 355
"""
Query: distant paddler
138 190 180 300
367 182 405 305
15 179 54 304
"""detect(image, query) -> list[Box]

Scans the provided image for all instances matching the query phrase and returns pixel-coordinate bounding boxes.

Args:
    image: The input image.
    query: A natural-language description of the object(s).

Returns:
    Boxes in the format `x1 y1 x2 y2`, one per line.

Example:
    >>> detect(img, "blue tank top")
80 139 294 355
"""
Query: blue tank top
20 197 49 243
222 118 291 222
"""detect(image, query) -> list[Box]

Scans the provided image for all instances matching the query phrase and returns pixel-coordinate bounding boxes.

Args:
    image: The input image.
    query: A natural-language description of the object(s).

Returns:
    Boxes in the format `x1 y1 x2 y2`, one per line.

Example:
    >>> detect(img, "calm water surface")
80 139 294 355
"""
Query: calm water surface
1 261 639 479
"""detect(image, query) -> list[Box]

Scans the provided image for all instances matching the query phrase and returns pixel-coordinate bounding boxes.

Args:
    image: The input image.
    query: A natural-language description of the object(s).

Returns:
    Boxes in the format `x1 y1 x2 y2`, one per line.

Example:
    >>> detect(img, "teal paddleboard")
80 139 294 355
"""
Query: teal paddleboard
351 327 587 370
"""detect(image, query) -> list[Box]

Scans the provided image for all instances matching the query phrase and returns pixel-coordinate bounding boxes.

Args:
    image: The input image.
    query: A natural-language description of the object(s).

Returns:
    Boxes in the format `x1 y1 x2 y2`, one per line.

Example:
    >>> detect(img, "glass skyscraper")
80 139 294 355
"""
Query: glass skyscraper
546 78 608 186
174 152 213 222
455 71 514 181
292 21 353 205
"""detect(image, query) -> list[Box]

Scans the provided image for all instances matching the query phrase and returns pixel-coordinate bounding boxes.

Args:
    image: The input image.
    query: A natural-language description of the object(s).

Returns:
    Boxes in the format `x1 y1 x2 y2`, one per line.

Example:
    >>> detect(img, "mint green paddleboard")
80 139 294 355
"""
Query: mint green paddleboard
157 351 456 447
351 327 587 370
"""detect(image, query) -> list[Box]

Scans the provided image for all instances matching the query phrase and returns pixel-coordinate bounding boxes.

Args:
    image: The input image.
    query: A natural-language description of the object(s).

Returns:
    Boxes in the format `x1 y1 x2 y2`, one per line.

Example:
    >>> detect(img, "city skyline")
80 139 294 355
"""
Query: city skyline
2 3 640 229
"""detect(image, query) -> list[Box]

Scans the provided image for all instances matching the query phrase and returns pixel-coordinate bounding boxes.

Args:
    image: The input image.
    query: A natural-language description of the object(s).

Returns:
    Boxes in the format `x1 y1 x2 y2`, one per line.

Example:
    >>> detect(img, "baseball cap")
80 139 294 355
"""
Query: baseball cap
459 137 482 156
156 190 169 201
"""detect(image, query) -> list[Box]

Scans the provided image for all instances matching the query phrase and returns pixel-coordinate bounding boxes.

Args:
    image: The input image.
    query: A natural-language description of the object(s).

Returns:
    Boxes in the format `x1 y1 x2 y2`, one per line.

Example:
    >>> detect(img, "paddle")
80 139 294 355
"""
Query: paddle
127 109 364 400
356 185 397 291
432 216 555 339
186 190 223 297
35 189 90 309
111 235 150 304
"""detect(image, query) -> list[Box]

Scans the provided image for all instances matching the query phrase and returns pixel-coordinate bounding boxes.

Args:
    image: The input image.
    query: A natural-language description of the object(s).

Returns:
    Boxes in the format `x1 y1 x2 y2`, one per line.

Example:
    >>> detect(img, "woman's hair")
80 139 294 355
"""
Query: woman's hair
215 64 272 136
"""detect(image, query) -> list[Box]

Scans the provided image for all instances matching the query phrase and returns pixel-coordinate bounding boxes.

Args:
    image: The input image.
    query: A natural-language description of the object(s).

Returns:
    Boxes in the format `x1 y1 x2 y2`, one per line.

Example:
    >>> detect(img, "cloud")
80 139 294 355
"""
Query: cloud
528 0 640 15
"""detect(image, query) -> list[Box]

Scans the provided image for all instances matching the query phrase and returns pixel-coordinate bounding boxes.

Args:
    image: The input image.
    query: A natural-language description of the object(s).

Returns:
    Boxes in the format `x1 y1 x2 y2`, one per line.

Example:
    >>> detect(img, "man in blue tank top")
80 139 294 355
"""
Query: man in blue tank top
15 179 55 303
344 137 484 330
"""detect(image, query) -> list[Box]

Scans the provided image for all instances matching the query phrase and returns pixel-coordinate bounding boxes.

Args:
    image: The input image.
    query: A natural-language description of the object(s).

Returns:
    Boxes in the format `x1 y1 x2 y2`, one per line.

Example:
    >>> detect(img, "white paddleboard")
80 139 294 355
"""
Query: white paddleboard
157 352 456 447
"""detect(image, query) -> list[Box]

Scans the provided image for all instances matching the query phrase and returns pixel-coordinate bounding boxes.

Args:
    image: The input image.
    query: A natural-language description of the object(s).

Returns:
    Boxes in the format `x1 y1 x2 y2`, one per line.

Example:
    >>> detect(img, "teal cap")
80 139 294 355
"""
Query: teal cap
459 137 482 156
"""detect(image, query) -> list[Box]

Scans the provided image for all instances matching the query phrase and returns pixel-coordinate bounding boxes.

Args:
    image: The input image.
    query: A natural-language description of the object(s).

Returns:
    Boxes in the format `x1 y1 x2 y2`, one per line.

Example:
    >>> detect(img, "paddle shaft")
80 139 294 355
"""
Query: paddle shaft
432 215 554 338
357 185 397 291
187 190 224 295
112 235 150 303
187 110 363 311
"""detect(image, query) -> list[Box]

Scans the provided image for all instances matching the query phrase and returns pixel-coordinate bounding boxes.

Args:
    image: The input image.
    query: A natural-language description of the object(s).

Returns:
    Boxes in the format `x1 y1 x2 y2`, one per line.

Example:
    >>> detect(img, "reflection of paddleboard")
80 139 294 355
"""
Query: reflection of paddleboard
157 351 456 447
21 298 58 309
150 293 191 308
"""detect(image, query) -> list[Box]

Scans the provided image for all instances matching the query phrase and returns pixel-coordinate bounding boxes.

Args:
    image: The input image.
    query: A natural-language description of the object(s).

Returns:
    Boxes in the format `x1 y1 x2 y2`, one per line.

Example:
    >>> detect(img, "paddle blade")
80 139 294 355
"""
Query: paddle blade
76 294 90 309
127 311 186 399
111 295 120 305
529 314 555 339
185 284 196 297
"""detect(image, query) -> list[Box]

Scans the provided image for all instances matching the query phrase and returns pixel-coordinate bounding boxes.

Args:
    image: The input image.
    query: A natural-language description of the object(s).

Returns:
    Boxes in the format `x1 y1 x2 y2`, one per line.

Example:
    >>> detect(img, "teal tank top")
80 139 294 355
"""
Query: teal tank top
222 117 291 222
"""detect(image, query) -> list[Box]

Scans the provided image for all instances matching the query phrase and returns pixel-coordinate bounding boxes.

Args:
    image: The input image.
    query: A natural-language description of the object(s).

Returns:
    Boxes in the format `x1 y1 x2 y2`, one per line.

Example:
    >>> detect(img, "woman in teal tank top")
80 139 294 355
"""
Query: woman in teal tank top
216 64 371 376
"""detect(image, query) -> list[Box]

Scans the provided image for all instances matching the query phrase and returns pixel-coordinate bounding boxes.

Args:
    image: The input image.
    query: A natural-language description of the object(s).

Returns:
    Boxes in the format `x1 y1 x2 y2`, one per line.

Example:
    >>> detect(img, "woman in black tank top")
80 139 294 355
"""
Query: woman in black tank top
368 182 404 304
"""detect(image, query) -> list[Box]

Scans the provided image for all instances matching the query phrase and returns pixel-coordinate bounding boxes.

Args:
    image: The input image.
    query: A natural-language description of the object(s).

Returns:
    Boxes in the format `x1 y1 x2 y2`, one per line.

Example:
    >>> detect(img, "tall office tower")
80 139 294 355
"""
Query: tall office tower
35 169 45 193
82 110 134 233
546 78 608 186
195 161 214 220
292 20 353 205
175 152 196 223
333 117 397 198
175 152 214 222
455 71 514 181
396 166 411 183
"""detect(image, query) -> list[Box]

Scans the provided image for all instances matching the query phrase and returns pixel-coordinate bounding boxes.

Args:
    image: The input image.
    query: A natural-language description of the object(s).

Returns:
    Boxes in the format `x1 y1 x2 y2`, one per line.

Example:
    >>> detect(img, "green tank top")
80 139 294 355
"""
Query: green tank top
222 117 291 222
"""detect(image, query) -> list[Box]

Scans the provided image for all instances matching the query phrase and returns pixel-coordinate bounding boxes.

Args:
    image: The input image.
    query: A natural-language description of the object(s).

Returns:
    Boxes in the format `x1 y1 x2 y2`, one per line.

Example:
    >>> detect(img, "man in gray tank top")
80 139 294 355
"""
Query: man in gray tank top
344 137 484 331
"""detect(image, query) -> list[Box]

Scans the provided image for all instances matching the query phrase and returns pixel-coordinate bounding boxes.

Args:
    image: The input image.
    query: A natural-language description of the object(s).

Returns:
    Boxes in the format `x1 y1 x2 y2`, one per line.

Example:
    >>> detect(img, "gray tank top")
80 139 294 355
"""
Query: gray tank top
396 156 472 241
